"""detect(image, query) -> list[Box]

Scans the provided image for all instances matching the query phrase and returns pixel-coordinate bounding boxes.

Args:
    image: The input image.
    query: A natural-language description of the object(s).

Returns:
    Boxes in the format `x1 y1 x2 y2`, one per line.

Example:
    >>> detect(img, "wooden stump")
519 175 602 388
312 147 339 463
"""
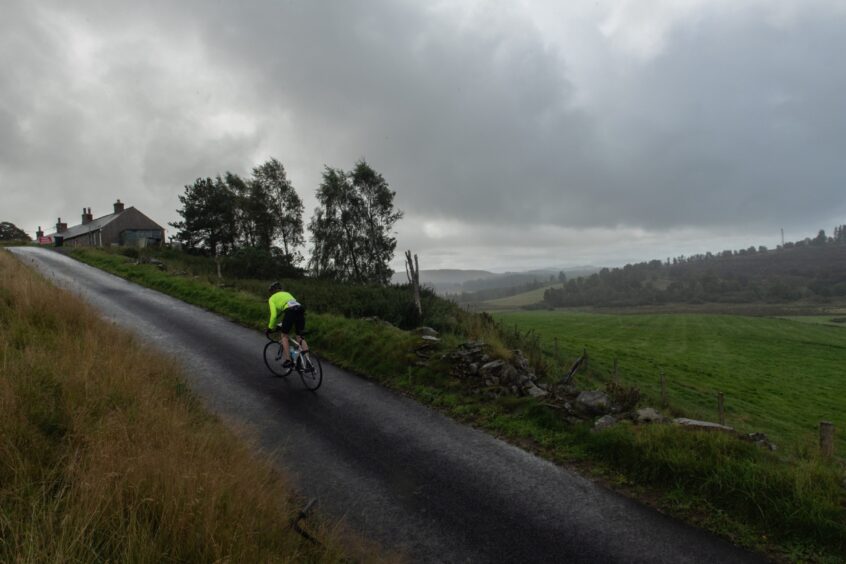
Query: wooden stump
820 421 835 458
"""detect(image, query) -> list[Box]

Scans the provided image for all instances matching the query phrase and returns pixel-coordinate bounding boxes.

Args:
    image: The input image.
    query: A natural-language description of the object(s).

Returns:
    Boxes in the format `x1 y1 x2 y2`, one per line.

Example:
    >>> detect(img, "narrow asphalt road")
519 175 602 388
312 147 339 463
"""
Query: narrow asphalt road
10 247 767 563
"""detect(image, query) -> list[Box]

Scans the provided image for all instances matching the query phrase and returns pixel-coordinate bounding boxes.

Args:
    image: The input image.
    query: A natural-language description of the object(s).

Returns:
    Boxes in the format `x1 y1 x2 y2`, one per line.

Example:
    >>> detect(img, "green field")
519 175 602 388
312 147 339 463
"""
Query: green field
493 310 846 453
480 284 557 308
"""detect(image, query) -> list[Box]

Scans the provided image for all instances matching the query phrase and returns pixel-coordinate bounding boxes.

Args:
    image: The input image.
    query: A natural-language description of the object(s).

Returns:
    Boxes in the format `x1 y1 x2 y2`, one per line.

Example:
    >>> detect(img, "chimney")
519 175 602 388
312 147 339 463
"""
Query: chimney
82 207 92 225
113 199 125 213
56 218 67 233
36 226 44 239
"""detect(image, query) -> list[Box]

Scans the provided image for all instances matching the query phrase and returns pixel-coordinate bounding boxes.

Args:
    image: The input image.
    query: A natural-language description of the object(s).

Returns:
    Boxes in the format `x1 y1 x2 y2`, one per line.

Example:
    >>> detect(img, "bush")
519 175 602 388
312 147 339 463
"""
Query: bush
223 247 304 279
119 247 139 259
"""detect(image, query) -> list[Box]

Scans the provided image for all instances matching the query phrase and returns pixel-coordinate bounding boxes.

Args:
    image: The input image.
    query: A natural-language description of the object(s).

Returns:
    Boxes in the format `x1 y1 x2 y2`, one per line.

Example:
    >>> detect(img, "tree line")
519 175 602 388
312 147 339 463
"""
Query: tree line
169 158 402 285
542 226 846 308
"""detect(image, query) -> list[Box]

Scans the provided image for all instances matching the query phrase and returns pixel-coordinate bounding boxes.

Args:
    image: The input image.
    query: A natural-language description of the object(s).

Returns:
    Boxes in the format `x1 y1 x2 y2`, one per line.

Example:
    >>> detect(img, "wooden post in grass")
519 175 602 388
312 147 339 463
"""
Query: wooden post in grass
820 421 835 458
717 392 725 426
404 250 422 319
660 370 667 407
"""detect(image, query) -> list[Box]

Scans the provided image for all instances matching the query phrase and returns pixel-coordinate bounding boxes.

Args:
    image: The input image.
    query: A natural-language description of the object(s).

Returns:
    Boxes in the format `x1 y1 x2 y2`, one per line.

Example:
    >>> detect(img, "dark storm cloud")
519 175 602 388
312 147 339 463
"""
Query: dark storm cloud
137 0 846 232
586 4 846 232
2 0 845 266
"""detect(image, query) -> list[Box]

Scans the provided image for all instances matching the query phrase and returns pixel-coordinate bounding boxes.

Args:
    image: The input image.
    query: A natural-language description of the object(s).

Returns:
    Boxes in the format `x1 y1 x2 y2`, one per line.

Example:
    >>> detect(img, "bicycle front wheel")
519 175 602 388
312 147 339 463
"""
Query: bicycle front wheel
264 341 293 377
298 352 323 391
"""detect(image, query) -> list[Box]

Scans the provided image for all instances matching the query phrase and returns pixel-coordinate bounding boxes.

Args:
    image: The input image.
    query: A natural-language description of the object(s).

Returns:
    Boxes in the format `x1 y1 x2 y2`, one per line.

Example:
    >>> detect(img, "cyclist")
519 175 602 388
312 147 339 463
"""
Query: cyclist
265 281 308 368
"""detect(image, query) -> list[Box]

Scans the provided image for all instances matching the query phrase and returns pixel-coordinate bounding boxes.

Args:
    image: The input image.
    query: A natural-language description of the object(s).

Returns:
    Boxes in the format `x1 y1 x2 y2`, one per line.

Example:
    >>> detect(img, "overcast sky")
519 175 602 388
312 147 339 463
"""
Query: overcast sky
3 0 845 271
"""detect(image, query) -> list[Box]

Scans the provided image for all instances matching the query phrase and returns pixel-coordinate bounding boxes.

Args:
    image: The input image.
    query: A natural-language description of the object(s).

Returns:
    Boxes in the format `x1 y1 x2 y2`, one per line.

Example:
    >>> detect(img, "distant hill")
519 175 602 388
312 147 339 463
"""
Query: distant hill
542 237 846 308
392 266 598 296
390 269 497 293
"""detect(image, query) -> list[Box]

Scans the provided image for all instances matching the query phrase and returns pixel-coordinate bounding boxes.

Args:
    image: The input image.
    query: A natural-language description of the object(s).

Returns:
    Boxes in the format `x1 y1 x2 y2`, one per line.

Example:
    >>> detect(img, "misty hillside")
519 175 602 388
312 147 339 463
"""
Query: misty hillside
392 267 597 295
390 269 496 292
542 238 846 308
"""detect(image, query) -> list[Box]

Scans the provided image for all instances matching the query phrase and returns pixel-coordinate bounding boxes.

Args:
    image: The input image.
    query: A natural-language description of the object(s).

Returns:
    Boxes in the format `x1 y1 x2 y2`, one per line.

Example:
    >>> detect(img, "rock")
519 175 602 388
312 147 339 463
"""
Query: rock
576 390 611 414
480 360 505 375
499 364 519 384
512 350 530 371
419 335 440 344
525 382 549 399
742 432 777 451
468 363 479 375
594 415 616 430
635 407 664 424
556 383 581 398
673 418 734 433
361 316 395 328
415 326 439 337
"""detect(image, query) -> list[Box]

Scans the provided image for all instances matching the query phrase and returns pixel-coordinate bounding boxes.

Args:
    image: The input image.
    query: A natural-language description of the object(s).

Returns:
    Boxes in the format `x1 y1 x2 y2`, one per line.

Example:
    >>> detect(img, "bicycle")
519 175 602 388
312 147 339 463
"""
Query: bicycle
263 328 323 391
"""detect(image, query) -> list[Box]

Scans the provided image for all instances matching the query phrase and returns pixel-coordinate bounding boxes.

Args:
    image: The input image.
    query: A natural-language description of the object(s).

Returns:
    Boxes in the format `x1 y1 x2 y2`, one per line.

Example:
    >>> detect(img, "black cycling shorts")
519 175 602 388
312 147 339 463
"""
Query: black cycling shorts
280 306 305 334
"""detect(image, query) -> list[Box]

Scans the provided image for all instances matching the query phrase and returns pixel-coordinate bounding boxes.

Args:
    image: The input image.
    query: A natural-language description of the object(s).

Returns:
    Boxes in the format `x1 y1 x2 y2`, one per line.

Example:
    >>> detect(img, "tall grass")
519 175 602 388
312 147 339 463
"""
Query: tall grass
0 249 387 562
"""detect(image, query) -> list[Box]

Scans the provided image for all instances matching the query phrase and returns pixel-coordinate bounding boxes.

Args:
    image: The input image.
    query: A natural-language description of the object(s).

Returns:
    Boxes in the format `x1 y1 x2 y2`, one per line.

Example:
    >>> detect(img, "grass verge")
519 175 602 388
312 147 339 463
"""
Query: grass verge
0 249 389 562
67 247 846 561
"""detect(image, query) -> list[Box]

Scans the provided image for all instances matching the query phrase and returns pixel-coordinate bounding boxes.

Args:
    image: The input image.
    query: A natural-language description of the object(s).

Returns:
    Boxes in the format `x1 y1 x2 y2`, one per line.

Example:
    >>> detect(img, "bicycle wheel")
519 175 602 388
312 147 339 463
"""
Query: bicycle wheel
264 341 293 377
298 352 323 391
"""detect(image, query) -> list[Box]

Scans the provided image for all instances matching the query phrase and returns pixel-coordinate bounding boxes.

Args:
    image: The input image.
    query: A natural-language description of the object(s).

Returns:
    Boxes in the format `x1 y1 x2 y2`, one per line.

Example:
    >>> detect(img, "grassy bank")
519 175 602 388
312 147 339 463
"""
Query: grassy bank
67 247 846 560
0 249 386 562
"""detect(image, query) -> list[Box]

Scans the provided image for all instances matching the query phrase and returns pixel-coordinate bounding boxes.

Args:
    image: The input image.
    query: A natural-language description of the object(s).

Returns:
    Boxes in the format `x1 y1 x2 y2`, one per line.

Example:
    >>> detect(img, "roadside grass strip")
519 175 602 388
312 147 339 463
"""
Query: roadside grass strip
0 250 388 563
69 247 846 560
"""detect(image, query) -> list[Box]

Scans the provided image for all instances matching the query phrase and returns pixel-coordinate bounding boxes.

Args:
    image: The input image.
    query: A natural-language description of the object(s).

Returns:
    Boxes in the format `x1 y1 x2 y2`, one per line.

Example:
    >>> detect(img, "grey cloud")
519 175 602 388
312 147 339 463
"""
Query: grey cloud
2 0 844 266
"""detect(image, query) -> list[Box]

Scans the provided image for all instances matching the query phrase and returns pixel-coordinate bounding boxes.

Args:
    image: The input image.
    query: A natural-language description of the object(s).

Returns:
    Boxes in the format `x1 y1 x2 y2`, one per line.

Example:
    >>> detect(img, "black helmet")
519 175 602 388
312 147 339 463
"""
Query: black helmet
268 281 282 293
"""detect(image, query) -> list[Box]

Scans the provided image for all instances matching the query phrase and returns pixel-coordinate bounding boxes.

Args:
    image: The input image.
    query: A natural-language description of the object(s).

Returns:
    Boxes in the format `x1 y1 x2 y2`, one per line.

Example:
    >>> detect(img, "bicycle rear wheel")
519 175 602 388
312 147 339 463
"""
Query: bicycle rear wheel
264 341 293 377
298 352 323 391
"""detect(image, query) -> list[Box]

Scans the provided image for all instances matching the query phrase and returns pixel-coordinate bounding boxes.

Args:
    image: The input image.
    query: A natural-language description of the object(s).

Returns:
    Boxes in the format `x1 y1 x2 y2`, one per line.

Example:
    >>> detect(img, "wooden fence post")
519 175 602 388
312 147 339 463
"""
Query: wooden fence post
717 392 725 426
820 421 835 458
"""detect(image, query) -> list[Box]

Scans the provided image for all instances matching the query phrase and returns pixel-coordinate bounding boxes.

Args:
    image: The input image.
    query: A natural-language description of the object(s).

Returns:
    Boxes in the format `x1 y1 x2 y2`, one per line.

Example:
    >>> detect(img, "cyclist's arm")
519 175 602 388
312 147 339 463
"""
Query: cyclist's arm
268 298 278 329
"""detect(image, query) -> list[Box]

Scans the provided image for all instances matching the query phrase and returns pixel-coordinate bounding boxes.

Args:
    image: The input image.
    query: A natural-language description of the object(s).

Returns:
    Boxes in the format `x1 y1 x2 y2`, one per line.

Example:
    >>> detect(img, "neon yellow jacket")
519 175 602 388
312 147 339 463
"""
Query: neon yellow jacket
267 291 301 329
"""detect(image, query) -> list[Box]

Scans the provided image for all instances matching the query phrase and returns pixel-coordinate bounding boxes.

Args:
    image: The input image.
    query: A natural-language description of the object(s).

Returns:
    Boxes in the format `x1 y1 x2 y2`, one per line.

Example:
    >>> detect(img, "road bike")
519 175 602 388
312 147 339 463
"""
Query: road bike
263 329 323 391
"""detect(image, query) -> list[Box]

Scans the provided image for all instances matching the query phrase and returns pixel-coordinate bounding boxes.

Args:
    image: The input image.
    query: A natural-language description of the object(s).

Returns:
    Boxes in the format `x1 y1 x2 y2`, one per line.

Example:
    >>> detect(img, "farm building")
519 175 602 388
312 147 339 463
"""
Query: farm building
43 200 165 248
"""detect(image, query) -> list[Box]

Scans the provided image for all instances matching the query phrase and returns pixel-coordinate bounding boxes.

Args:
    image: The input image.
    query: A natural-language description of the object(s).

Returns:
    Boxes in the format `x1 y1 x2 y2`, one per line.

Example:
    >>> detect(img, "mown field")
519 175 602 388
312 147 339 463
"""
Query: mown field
492 310 846 454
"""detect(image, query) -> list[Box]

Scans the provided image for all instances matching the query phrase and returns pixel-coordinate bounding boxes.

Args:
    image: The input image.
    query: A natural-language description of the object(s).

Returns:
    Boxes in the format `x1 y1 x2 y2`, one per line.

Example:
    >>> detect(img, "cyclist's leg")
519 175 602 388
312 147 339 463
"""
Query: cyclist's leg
280 309 295 363
295 307 308 352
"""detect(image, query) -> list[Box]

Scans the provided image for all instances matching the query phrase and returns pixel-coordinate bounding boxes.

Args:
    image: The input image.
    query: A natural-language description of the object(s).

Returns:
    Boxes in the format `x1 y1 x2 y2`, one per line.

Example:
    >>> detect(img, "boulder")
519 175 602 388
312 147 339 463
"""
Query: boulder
524 382 549 399
415 326 439 337
499 364 519 385
555 383 581 399
419 335 440 344
673 418 734 433
512 350 530 371
594 415 616 430
576 390 611 415
635 407 664 424
480 360 505 376
742 432 777 451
